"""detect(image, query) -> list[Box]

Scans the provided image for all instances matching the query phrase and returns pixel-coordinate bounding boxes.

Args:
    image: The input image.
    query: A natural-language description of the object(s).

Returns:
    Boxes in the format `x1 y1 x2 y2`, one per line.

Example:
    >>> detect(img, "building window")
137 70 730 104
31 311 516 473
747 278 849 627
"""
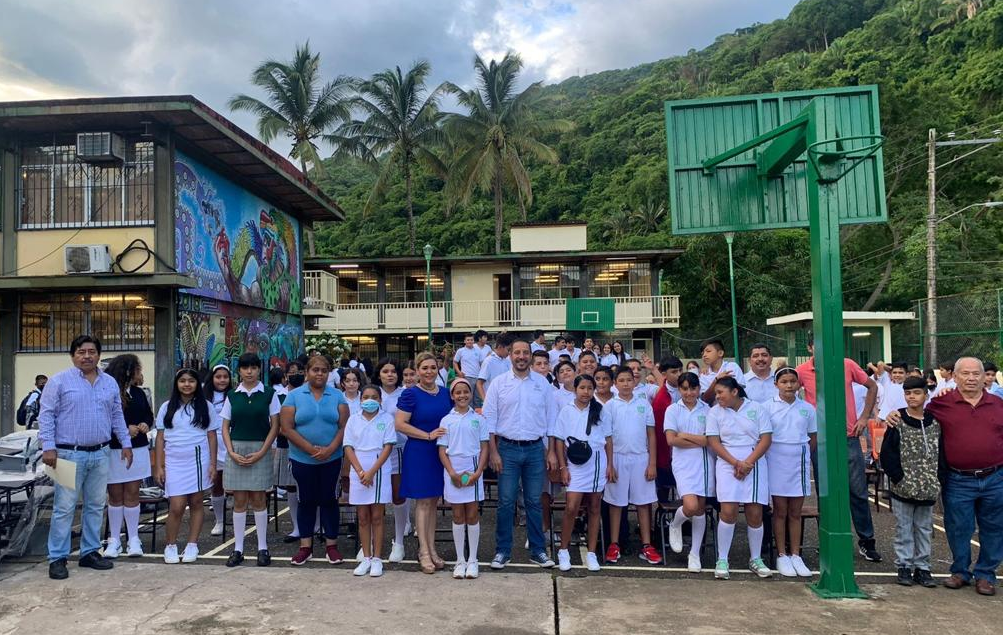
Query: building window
587 261 651 298
519 264 580 300
19 292 154 352
18 136 154 228
335 268 379 305
386 267 445 303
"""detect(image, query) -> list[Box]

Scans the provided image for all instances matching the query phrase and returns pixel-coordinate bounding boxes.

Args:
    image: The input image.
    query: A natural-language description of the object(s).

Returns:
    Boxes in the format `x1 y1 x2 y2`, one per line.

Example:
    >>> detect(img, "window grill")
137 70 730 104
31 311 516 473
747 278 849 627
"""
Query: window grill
19 292 154 352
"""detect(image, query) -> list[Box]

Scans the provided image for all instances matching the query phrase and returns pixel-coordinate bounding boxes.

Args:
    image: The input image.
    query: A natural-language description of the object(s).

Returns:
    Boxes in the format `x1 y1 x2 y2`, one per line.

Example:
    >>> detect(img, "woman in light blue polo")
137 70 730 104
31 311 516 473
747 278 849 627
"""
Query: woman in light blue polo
280 354 350 566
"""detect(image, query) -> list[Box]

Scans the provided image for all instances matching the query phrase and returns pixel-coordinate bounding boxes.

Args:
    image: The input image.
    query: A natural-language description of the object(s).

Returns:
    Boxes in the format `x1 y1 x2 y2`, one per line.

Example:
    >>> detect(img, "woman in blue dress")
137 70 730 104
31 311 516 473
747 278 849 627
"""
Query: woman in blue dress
395 351 453 573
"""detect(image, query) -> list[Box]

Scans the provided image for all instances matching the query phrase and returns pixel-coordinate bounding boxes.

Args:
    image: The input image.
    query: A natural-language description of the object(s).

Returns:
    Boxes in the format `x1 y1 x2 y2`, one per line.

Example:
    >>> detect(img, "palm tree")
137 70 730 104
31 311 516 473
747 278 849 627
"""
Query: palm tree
327 61 446 254
629 198 667 233
444 52 574 253
229 42 353 176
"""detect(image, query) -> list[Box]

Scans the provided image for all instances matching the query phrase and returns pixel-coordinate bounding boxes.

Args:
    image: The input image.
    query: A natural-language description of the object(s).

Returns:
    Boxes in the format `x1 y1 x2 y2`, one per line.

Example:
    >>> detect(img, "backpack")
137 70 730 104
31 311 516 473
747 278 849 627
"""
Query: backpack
16 389 40 426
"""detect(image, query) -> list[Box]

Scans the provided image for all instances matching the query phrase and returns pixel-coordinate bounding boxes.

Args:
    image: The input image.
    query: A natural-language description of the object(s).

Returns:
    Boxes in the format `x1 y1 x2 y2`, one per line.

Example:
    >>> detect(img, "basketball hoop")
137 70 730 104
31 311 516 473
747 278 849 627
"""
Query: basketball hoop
807 134 884 184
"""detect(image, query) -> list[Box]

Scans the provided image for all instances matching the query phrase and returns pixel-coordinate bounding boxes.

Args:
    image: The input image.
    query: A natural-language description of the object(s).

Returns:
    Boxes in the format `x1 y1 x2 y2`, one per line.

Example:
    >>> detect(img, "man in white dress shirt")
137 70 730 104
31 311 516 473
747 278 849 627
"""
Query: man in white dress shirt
744 343 778 403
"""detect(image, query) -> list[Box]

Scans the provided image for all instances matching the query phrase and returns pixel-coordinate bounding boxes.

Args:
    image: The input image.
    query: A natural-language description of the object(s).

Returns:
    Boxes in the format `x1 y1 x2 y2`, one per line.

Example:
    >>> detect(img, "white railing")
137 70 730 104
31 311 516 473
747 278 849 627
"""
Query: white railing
307 295 681 333
303 271 338 313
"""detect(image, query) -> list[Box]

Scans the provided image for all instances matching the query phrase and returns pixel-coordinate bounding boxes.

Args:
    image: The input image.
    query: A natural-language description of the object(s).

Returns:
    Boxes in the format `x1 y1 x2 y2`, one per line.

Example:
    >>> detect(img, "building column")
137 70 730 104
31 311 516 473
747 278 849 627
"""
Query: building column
579 261 588 299
0 292 16 435
152 288 176 408
152 128 174 272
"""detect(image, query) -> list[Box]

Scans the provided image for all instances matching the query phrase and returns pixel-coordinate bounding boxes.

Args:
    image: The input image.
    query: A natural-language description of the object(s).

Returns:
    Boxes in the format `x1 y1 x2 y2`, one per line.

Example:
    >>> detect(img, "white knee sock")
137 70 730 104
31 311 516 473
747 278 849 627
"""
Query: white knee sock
394 503 408 545
123 505 141 542
671 506 687 528
233 512 246 552
452 523 466 562
107 505 124 543
717 520 736 561
211 495 225 524
254 510 269 550
690 514 706 556
467 522 480 563
287 492 300 536
748 524 764 561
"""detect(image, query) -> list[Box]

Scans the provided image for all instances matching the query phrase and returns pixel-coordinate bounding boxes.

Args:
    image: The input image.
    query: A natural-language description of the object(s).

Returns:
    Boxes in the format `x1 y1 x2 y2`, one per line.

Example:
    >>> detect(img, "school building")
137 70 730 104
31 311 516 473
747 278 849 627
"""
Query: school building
302 222 683 360
0 96 343 434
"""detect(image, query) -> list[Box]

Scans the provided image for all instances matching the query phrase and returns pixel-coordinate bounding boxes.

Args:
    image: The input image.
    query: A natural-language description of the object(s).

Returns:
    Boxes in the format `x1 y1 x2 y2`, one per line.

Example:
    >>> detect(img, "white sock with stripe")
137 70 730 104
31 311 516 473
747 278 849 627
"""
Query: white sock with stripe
287 491 300 536
211 496 225 525
233 512 247 552
254 510 269 550
689 514 706 556
467 522 480 563
452 523 466 563
671 506 687 528
106 505 124 544
717 520 735 561
123 505 141 542
748 524 764 561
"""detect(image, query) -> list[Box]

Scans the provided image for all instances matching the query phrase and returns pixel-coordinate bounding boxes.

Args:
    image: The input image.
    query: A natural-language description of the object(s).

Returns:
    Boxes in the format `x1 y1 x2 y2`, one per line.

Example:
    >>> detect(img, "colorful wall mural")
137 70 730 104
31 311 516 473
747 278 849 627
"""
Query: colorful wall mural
175 151 302 314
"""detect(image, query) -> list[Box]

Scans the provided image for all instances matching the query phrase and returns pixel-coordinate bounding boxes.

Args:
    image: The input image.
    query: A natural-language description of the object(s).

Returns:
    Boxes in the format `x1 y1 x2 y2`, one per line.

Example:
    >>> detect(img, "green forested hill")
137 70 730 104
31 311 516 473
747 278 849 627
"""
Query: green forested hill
313 0 1003 344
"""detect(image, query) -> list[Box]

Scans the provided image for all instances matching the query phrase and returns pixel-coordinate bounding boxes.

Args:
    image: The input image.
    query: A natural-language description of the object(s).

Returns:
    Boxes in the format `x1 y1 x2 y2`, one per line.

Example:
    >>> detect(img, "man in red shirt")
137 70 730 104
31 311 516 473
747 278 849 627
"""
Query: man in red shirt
795 339 881 562
652 356 684 522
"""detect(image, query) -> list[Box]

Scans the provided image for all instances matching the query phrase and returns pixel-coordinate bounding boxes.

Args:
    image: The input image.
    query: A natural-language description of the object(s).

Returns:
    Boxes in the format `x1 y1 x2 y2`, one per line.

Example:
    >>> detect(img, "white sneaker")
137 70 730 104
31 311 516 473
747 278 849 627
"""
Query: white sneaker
103 540 122 559
353 557 372 576
126 537 144 557
388 540 405 563
790 554 812 577
453 562 467 579
714 558 730 580
776 555 796 578
163 544 180 564
585 552 601 572
210 522 224 536
668 522 684 553
687 553 702 573
749 557 773 578
465 560 479 579
557 548 572 572
369 558 384 577
182 543 199 563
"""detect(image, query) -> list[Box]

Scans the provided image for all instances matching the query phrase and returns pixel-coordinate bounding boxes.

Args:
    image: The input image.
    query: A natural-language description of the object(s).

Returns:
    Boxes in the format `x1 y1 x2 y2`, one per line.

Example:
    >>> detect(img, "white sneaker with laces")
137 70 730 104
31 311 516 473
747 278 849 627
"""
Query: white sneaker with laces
557 549 572 572
714 558 730 580
127 537 144 557
465 560 479 579
103 540 122 559
353 557 372 576
687 553 702 573
776 555 796 577
453 562 467 579
163 544 180 564
668 523 683 553
369 558 384 577
790 554 812 577
182 543 199 563
210 522 224 536
388 541 405 563
585 552 601 572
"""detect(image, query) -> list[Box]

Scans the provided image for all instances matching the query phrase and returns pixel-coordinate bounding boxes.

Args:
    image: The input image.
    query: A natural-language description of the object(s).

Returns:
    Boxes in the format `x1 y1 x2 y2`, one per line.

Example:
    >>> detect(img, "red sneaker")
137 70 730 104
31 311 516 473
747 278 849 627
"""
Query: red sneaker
639 544 662 565
290 547 312 566
326 545 344 564
604 542 621 564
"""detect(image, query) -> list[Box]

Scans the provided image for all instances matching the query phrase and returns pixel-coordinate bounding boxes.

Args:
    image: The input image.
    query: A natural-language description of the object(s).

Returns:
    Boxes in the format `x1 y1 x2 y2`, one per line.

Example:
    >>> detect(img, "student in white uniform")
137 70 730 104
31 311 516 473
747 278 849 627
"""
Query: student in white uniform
663 372 714 572
576 350 599 379
344 385 396 577
744 343 778 403
374 359 410 563
698 338 746 405
476 332 514 401
566 337 582 364
202 364 232 536
531 350 553 384
531 330 548 353
626 358 662 403
454 333 484 382
706 376 773 580
877 361 909 422
545 360 578 539
340 367 365 416
554 375 613 572
600 343 618 368
611 340 631 367
765 368 817 578
593 366 615 405
437 378 489 579
548 336 568 367
474 330 491 365
155 368 221 564
602 368 663 566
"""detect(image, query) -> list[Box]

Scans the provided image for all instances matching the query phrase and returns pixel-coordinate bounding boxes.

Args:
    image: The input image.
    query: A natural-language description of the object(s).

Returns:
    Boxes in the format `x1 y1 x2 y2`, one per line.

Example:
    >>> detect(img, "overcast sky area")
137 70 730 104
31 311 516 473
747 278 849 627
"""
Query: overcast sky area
0 0 799 155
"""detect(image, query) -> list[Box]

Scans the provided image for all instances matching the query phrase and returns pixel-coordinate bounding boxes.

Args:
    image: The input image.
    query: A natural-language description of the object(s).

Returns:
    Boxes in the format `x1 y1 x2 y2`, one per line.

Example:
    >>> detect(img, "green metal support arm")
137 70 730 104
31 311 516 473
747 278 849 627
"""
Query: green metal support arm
701 109 811 175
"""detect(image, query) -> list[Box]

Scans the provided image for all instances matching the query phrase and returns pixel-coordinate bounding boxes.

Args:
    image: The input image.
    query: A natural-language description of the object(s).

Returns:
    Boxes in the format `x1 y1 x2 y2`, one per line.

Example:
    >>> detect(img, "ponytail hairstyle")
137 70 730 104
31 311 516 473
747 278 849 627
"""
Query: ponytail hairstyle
572 374 603 433
104 353 141 407
715 375 748 400
165 368 211 430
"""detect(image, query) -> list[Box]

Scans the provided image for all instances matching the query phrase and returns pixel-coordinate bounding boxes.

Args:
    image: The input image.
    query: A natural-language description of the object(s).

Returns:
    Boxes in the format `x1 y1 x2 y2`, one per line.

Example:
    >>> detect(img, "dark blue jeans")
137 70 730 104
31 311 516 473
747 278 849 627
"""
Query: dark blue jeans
290 457 342 541
943 469 1003 583
495 439 546 557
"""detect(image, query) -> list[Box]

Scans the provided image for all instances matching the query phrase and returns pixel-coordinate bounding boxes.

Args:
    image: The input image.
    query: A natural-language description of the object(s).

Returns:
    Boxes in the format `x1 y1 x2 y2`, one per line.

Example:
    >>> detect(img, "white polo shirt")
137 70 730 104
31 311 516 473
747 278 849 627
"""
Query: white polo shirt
765 396 817 444
478 352 512 390
706 399 772 447
878 382 907 420
156 400 222 447
744 370 778 403
555 401 611 452
454 346 482 378
600 354 619 367
437 408 489 456
698 360 746 395
553 386 576 413
482 370 557 440
633 383 660 403
548 347 568 367
531 341 547 353
474 343 491 364
664 399 711 436
600 393 655 455
219 382 282 420
343 411 396 452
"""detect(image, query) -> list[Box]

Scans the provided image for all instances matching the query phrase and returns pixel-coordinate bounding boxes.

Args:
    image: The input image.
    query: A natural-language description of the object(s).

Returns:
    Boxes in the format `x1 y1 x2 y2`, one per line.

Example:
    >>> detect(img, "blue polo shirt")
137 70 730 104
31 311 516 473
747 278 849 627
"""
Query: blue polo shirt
283 384 348 465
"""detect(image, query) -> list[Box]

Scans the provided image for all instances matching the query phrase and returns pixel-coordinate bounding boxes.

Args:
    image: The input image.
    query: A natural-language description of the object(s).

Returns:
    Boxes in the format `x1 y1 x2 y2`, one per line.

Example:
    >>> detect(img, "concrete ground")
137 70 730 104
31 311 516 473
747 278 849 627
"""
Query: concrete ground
0 560 997 635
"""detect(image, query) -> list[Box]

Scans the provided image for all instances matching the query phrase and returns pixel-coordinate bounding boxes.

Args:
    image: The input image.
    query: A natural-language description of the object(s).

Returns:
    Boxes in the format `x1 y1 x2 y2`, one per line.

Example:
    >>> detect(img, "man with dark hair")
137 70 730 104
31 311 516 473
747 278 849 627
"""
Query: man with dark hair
531 330 547 353
744 343 777 403
39 335 133 580
17 374 48 429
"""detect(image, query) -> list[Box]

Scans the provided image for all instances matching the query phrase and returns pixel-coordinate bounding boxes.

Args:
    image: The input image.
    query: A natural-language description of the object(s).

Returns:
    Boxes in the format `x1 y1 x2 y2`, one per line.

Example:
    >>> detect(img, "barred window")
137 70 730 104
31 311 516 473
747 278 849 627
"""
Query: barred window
335 267 379 304
18 136 154 228
386 267 445 303
519 264 580 300
20 292 154 352
587 261 651 298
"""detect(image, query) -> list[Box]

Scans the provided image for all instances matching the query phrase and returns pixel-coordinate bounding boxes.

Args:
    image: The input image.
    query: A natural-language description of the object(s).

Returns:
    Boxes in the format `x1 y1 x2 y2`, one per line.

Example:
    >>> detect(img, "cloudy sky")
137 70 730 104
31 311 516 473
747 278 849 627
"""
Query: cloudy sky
0 0 799 152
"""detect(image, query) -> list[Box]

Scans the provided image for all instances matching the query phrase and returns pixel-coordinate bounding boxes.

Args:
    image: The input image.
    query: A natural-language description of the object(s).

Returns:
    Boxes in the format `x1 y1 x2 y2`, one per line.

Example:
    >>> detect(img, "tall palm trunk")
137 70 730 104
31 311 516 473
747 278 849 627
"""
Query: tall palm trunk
518 193 527 221
493 166 504 254
405 163 416 255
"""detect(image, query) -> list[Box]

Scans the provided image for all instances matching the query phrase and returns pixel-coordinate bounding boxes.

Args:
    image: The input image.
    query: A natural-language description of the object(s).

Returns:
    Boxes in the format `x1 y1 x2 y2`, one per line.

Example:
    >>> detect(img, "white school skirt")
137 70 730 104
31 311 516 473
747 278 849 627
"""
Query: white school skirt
389 443 405 476
715 444 769 505
165 440 212 498
767 442 812 498
567 449 607 494
671 446 715 498
603 452 657 507
443 453 485 504
107 446 152 484
215 429 227 471
349 449 392 505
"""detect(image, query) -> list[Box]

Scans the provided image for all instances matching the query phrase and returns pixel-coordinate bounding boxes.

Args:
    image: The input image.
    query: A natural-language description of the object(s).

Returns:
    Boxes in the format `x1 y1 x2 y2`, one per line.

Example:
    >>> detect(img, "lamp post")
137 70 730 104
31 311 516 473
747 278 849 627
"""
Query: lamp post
724 232 740 365
423 243 433 351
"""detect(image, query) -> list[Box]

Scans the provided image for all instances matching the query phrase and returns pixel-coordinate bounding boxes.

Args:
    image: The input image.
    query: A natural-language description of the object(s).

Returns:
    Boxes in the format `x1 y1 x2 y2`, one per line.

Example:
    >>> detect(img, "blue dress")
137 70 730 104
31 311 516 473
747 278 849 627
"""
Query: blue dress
398 386 453 499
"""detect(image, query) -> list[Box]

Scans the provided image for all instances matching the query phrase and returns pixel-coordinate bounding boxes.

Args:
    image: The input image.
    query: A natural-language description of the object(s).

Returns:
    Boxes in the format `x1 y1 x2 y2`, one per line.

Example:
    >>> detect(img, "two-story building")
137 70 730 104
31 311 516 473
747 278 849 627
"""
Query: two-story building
0 96 342 433
303 222 682 360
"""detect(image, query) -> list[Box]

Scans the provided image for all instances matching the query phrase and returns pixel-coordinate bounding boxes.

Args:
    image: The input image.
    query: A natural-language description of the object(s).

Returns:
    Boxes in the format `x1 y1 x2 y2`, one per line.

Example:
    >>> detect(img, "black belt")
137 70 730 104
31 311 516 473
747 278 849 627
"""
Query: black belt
497 436 542 446
55 441 109 452
949 464 1002 478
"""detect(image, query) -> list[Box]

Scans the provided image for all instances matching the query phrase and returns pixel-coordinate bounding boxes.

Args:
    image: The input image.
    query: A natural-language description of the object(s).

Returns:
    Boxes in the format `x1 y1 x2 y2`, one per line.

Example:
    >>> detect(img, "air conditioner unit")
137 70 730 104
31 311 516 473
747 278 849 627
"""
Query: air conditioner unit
64 245 113 274
75 132 126 164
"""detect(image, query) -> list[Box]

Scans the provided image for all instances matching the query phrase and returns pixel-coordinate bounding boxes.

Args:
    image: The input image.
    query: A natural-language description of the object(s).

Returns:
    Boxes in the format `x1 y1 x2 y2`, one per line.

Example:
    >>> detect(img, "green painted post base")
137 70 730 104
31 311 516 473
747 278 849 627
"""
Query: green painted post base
810 526 867 598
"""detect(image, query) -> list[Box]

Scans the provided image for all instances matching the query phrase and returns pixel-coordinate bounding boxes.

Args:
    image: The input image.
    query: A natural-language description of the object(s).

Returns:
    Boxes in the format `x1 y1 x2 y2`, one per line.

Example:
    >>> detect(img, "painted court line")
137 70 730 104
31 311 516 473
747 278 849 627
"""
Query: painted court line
203 507 290 556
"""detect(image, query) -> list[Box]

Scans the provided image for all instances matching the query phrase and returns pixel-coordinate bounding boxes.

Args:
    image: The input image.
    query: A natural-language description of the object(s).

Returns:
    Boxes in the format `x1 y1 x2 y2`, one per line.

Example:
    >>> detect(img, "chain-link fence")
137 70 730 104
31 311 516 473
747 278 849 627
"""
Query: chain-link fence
658 323 807 368
915 289 1003 368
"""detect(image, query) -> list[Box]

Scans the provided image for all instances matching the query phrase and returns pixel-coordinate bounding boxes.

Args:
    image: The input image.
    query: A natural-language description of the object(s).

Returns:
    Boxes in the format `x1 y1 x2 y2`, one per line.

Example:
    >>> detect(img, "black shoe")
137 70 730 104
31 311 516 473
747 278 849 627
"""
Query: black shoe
78 551 114 570
913 568 937 588
282 534 301 544
226 550 244 567
896 567 914 586
858 541 882 562
257 549 271 567
49 558 69 580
